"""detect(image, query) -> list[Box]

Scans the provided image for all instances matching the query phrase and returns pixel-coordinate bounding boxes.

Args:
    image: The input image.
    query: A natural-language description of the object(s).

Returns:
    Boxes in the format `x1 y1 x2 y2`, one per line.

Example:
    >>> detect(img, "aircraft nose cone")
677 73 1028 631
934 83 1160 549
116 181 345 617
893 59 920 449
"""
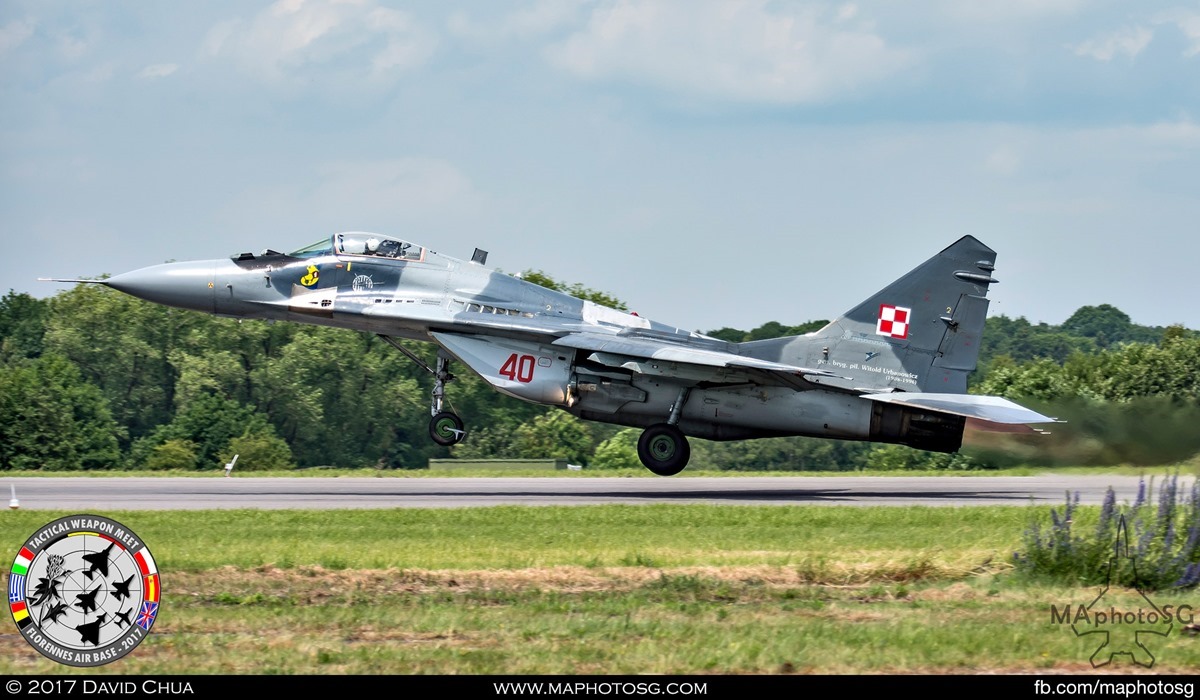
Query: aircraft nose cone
105 260 216 313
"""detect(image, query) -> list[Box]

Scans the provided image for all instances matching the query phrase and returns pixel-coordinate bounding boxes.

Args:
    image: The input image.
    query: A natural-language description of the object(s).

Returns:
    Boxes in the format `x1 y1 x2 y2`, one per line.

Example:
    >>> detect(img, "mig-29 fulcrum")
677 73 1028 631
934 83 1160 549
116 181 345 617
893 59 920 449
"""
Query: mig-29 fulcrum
44 233 1055 475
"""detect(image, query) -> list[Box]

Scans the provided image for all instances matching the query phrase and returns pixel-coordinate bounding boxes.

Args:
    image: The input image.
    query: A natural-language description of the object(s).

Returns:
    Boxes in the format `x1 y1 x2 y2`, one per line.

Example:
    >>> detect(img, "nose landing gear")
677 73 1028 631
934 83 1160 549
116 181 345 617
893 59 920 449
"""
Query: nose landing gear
379 335 467 447
428 354 466 446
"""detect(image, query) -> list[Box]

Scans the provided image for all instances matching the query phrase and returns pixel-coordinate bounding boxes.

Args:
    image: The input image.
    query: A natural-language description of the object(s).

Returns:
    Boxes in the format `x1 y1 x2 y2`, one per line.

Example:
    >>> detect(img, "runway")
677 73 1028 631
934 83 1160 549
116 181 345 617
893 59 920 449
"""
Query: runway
3 474 1181 510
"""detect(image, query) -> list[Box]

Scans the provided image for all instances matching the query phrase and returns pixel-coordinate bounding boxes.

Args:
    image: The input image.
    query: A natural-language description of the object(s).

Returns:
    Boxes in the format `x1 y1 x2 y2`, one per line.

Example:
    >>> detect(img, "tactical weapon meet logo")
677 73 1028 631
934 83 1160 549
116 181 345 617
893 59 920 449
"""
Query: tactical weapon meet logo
9 514 160 666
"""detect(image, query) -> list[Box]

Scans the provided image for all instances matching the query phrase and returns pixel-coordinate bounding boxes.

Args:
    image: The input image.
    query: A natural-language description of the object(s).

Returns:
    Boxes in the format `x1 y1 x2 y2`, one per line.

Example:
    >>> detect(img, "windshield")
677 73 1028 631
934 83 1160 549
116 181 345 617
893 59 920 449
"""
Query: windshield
288 238 334 258
336 232 424 261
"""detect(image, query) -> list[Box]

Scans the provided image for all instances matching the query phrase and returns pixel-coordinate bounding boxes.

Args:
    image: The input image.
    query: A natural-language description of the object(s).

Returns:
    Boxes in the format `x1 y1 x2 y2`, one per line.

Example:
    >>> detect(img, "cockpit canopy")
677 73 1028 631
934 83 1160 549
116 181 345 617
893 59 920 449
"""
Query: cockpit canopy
288 233 425 262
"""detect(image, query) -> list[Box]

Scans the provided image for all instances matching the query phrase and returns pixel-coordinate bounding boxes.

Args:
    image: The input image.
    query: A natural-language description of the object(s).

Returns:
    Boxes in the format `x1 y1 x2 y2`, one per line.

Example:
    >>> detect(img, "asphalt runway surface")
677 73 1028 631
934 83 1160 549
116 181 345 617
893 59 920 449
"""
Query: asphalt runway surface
3 474 1185 510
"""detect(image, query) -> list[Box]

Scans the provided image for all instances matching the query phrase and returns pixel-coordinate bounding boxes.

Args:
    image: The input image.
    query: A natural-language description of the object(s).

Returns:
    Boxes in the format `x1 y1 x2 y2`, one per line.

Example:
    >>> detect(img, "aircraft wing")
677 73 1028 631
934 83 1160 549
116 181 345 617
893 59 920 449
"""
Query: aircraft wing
551 332 844 390
861 392 1060 432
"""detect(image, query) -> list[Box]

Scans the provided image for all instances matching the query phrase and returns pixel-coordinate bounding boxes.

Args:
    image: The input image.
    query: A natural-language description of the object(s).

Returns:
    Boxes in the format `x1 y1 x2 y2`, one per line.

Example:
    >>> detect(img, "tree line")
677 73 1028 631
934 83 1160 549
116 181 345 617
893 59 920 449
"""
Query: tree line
1 281 1197 472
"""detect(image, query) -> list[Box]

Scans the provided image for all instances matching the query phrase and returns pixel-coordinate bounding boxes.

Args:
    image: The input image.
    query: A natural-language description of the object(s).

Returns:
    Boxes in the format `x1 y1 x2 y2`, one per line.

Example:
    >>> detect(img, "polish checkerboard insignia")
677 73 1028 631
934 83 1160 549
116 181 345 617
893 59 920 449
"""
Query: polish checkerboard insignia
8 514 160 666
876 304 911 339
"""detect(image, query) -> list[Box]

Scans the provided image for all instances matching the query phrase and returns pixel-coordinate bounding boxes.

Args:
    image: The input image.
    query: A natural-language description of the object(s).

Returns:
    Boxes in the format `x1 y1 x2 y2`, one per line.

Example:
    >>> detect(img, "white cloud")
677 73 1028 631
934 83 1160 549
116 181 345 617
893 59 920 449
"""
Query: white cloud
202 0 436 85
984 146 1021 176
313 158 474 214
77 62 115 85
545 0 911 104
940 0 1084 23
214 157 479 239
1115 119 1200 149
1169 11 1200 57
448 0 585 42
138 63 179 79
1071 26 1153 61
57 32 87 60
0 18 34 53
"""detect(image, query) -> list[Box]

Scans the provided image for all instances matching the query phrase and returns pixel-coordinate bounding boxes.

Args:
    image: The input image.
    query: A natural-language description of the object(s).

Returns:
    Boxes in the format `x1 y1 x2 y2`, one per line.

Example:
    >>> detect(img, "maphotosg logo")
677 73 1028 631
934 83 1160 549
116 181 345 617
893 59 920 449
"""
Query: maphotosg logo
1047 516 1194 669
8 514 161 666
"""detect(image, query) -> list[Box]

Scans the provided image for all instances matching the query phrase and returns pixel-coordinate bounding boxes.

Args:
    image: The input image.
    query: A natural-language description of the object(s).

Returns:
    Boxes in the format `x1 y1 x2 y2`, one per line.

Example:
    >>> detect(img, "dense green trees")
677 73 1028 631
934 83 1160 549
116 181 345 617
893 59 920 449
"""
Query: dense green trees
973 331 1200 466
0 353 121 470
1 279 1197 471
0 291 50 360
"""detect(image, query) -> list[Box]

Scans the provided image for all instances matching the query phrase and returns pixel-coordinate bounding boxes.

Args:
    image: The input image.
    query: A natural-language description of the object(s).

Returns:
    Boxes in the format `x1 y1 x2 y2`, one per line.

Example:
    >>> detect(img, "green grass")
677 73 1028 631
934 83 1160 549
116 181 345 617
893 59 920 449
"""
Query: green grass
3 505 1030 571
3 505 1197 674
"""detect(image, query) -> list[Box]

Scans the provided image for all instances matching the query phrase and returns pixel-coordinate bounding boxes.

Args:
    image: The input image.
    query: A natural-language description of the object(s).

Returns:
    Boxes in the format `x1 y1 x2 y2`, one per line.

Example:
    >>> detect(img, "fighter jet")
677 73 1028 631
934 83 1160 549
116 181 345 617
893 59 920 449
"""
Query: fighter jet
113 608 133 629
81 542 113 581
74 585 101 614
75 613 106 646
111 573 135 601
45 233 1055 475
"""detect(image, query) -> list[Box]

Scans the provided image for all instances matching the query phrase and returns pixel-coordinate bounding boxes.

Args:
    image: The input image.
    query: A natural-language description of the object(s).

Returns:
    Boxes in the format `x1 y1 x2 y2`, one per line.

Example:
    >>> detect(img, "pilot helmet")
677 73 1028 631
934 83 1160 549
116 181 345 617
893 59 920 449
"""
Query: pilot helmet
365 237 380 253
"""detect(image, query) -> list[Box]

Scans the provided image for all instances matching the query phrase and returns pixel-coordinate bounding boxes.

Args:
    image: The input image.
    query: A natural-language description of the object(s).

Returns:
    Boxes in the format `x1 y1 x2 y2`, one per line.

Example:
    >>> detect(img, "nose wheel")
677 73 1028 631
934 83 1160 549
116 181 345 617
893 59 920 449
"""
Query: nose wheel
430 411 466 446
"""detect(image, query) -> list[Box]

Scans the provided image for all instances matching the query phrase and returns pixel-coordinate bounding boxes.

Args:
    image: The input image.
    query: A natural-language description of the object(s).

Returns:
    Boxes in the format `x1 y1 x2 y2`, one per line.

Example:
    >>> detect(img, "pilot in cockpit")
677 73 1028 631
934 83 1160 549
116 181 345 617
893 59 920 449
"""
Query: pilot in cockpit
377 239 406 258
364 237 380 255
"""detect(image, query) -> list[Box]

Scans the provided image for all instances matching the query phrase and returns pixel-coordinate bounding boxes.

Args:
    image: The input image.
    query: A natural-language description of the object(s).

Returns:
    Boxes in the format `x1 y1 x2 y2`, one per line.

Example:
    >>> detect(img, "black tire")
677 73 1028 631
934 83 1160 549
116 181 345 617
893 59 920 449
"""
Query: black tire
637 423 690 476
429 411 466 446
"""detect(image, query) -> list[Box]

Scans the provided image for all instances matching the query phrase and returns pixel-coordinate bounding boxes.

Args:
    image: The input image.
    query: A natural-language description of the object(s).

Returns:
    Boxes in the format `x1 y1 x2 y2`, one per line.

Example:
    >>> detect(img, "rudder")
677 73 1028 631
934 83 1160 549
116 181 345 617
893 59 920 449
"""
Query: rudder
801 235 997 393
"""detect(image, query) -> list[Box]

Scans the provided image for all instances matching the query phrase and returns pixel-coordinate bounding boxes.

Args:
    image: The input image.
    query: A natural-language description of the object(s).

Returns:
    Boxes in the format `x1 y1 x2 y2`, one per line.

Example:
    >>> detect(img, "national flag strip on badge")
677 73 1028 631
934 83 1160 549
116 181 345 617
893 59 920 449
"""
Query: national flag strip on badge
10 600 31 630
144 574 160 604
12 547 34 576
136 600 158 631
134 547 157 577
75 531 124 551
137 546 160 605
8 572 25 603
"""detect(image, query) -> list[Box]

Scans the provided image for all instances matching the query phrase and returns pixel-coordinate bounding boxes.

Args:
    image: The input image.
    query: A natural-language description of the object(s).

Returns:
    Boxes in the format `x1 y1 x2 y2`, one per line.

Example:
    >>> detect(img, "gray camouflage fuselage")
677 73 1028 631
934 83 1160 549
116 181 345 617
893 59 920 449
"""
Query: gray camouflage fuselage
56 232 1054 474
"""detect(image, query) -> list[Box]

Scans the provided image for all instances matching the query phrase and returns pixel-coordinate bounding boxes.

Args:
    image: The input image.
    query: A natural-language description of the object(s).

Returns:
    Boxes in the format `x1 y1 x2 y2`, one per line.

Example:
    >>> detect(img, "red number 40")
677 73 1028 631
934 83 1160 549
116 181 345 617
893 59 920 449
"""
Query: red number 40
499 353 535 383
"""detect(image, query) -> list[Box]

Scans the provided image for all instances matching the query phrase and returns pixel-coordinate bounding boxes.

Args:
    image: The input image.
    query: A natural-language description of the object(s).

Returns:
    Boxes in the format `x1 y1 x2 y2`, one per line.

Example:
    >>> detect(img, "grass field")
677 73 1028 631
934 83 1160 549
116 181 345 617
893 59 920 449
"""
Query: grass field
2 505 1197 674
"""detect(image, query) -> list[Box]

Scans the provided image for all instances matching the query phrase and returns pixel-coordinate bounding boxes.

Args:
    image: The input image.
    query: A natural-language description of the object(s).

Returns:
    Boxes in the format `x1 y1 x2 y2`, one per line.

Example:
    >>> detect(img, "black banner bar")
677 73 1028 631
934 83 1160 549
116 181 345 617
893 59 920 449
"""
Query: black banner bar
3 675 1198 699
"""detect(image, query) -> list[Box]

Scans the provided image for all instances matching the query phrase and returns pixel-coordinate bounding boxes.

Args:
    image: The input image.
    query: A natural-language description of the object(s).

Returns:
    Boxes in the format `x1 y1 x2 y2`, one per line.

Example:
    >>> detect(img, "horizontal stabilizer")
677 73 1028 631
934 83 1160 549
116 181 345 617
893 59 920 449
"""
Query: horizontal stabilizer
861 392 1059 428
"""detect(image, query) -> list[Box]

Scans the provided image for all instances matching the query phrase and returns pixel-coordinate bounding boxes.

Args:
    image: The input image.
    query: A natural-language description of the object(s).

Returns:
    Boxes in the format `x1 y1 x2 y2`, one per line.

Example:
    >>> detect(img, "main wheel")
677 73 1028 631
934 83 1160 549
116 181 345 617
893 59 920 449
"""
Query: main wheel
429 411 466 446
637 423 690 476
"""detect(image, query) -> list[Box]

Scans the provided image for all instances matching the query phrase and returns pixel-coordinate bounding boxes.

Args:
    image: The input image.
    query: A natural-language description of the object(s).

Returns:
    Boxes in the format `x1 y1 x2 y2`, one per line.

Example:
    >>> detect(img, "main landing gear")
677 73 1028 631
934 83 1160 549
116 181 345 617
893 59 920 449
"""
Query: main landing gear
636 387 692 477
379 336 467 447
637 423 690 476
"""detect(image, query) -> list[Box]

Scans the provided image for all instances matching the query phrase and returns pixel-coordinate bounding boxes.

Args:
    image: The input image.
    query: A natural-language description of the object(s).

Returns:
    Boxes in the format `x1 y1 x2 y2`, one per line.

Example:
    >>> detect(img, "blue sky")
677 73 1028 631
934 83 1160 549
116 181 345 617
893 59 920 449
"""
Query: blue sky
3 0 1199 334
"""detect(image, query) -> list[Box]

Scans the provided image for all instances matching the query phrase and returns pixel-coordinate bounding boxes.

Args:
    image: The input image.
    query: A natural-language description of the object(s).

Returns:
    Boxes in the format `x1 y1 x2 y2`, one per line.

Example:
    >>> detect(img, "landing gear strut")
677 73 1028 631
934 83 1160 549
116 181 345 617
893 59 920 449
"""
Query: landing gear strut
378 336 467 446
428 355 466 446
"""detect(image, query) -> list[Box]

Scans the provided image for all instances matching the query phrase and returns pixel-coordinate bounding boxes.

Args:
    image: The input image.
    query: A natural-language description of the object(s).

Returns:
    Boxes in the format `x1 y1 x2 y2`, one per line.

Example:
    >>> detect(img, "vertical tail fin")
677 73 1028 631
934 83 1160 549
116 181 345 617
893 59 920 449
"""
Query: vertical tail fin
747 235 997 394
